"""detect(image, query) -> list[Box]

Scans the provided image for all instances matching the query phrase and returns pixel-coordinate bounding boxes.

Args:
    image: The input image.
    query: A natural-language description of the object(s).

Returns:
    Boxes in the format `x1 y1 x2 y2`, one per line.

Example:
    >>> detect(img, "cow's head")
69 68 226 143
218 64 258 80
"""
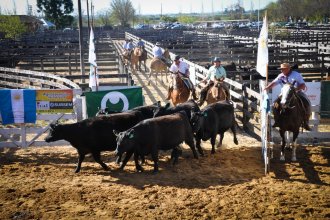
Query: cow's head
113 129 135 156
190 109 206 134
45 123 63 142
153 102 171 118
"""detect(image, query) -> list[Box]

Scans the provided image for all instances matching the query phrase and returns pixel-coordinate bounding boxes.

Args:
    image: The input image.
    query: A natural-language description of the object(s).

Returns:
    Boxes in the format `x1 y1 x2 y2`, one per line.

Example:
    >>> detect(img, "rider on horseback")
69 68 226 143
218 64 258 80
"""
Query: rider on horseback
137 38 145 49
166 55 197 100
264 62 311 131
198 57 230 106
123 39 134 57
152 42 168 64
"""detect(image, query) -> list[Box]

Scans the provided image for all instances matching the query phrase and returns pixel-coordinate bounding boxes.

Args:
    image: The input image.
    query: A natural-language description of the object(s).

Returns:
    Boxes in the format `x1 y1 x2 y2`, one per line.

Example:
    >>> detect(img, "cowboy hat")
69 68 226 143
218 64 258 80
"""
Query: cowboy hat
174 55 181 61
155 42 161 46
213 57 221 62
280 63 290 69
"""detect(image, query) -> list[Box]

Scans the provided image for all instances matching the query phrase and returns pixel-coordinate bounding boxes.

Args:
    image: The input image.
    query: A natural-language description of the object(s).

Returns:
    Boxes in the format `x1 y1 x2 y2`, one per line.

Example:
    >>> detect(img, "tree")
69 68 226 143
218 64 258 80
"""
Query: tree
0 15 26 39
266 0 330 23
36 0 74 29
110 0 135 27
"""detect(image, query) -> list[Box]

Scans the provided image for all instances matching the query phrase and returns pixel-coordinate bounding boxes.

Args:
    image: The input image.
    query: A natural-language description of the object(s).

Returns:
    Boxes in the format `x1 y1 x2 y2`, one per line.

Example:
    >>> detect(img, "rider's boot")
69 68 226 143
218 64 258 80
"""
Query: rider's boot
192 89 198 100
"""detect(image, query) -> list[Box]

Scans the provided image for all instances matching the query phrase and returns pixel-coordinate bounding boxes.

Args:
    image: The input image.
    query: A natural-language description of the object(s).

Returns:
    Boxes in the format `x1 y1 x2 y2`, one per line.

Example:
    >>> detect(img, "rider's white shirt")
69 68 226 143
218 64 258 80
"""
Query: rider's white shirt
152 46 164 58
169 61 189 75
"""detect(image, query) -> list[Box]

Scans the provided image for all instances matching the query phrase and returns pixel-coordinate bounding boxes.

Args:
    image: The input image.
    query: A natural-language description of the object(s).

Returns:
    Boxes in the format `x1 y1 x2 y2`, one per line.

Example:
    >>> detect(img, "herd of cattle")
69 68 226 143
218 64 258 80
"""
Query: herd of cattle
45 100 239 173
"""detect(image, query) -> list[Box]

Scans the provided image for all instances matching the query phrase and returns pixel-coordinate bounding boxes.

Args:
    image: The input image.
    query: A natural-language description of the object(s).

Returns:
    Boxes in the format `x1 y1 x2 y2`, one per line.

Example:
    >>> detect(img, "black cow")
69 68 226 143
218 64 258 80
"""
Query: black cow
114 111 199 173
190 101 239 154
44 111 145 173
95 101 162 166
96 101 161 118
153 99 200 120
153 99 204 156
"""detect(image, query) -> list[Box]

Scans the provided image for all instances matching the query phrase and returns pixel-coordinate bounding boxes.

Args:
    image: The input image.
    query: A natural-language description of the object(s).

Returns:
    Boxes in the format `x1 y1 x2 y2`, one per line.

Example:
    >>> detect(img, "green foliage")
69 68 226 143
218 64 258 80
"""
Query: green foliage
37 0 74 29
160 16 177 23
110 0 135 27
0 15 26 39
177 15 198 24
266 0 330 23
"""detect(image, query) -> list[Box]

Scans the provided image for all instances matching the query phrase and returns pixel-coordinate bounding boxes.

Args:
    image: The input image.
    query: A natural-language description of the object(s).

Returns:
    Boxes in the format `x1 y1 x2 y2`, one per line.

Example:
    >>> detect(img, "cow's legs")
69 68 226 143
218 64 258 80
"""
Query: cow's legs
279 129 286 161
291 131 299 161
231 123 239 145
115 155 122 164
195 138 204 156
119 151 134 170
186 139 199 159
92 151 109 171
134 152 144 172
218 132 225 147
151 150 159 173
171 146 182 165
210 136 216 154
75 153 85 173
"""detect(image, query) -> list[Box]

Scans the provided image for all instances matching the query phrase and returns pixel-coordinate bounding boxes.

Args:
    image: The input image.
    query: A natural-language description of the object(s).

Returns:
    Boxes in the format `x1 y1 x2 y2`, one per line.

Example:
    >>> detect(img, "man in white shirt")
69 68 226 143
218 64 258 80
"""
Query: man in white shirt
167 55 197 100
264 62 311 130
152 42 164 58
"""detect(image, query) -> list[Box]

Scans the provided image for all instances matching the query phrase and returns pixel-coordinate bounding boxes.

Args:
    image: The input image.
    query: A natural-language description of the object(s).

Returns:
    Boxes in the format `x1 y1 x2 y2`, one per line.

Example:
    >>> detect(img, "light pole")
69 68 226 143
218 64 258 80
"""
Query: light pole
258 0 260 31
78 0 85 82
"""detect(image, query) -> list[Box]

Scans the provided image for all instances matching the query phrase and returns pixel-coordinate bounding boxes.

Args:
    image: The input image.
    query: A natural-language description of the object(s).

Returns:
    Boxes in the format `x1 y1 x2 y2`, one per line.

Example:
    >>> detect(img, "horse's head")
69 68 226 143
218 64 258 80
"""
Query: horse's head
134 47 143 56
280 81 296 109
163 49 170 59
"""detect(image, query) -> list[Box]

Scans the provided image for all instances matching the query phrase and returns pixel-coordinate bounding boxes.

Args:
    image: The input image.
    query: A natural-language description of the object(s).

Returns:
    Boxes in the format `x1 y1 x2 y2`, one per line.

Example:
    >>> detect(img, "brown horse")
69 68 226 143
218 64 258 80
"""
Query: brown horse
205 81 229 105
138 47 148 72
148 49 170 85
122 48 141 74
168 74 190 106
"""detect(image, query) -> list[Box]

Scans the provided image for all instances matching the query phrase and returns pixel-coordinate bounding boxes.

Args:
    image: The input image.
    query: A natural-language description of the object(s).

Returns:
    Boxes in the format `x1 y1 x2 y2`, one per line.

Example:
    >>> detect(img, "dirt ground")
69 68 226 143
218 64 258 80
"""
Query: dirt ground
0 131 329 219
1 58 330 219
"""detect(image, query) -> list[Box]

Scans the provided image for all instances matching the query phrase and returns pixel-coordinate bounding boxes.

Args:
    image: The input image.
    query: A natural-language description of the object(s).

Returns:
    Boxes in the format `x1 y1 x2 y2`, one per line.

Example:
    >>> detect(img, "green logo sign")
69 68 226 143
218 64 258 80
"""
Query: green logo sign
85 87 143 117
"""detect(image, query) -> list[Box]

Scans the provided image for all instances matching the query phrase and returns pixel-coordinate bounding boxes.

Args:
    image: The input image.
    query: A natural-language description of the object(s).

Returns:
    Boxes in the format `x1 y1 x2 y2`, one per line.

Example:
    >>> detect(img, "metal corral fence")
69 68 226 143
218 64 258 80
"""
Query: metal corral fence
124 32 330 143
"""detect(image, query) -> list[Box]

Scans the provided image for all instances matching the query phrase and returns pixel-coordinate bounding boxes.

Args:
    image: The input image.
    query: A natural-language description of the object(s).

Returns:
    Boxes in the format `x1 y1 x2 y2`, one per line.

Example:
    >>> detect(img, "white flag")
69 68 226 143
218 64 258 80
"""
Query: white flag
88 28 99 89
256 16 268 77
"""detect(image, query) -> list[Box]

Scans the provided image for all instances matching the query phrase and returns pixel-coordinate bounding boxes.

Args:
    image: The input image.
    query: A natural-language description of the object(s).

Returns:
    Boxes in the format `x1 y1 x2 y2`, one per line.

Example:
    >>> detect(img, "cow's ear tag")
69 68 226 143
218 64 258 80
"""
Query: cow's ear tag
203 112 208 117
129 133 134 139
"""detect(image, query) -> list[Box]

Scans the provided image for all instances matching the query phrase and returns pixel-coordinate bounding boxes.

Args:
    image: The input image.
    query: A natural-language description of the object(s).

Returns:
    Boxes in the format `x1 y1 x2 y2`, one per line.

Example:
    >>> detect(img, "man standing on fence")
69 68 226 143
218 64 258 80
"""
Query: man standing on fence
264 62 311 130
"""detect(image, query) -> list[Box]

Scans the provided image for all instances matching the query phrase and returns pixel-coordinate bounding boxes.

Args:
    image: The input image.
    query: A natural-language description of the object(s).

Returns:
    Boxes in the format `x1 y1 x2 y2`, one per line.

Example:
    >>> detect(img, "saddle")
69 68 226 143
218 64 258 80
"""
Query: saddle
178 74 193 90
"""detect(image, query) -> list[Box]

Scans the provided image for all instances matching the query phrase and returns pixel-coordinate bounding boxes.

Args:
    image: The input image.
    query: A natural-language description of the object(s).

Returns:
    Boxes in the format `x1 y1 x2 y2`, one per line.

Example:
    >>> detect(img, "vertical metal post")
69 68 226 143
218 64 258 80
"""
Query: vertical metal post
87 0 90 39
258 0 260 31
78 0 85 83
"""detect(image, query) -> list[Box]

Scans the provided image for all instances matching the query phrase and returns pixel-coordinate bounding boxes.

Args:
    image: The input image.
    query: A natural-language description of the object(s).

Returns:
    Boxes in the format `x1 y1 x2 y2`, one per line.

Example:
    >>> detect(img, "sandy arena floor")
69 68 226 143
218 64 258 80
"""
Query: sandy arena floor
0 61 329 219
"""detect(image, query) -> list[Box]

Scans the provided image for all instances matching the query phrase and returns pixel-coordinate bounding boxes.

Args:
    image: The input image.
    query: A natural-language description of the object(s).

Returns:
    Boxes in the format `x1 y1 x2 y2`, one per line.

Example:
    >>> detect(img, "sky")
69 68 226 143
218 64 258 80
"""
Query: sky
1 0 277 16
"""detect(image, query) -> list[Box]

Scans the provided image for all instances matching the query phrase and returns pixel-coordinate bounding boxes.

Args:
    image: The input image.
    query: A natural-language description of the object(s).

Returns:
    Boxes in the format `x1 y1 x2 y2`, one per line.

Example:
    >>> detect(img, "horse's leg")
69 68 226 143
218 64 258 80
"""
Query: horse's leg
279 129 286 161
148 70 152 85
144 60 147 72
291 130 299 161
